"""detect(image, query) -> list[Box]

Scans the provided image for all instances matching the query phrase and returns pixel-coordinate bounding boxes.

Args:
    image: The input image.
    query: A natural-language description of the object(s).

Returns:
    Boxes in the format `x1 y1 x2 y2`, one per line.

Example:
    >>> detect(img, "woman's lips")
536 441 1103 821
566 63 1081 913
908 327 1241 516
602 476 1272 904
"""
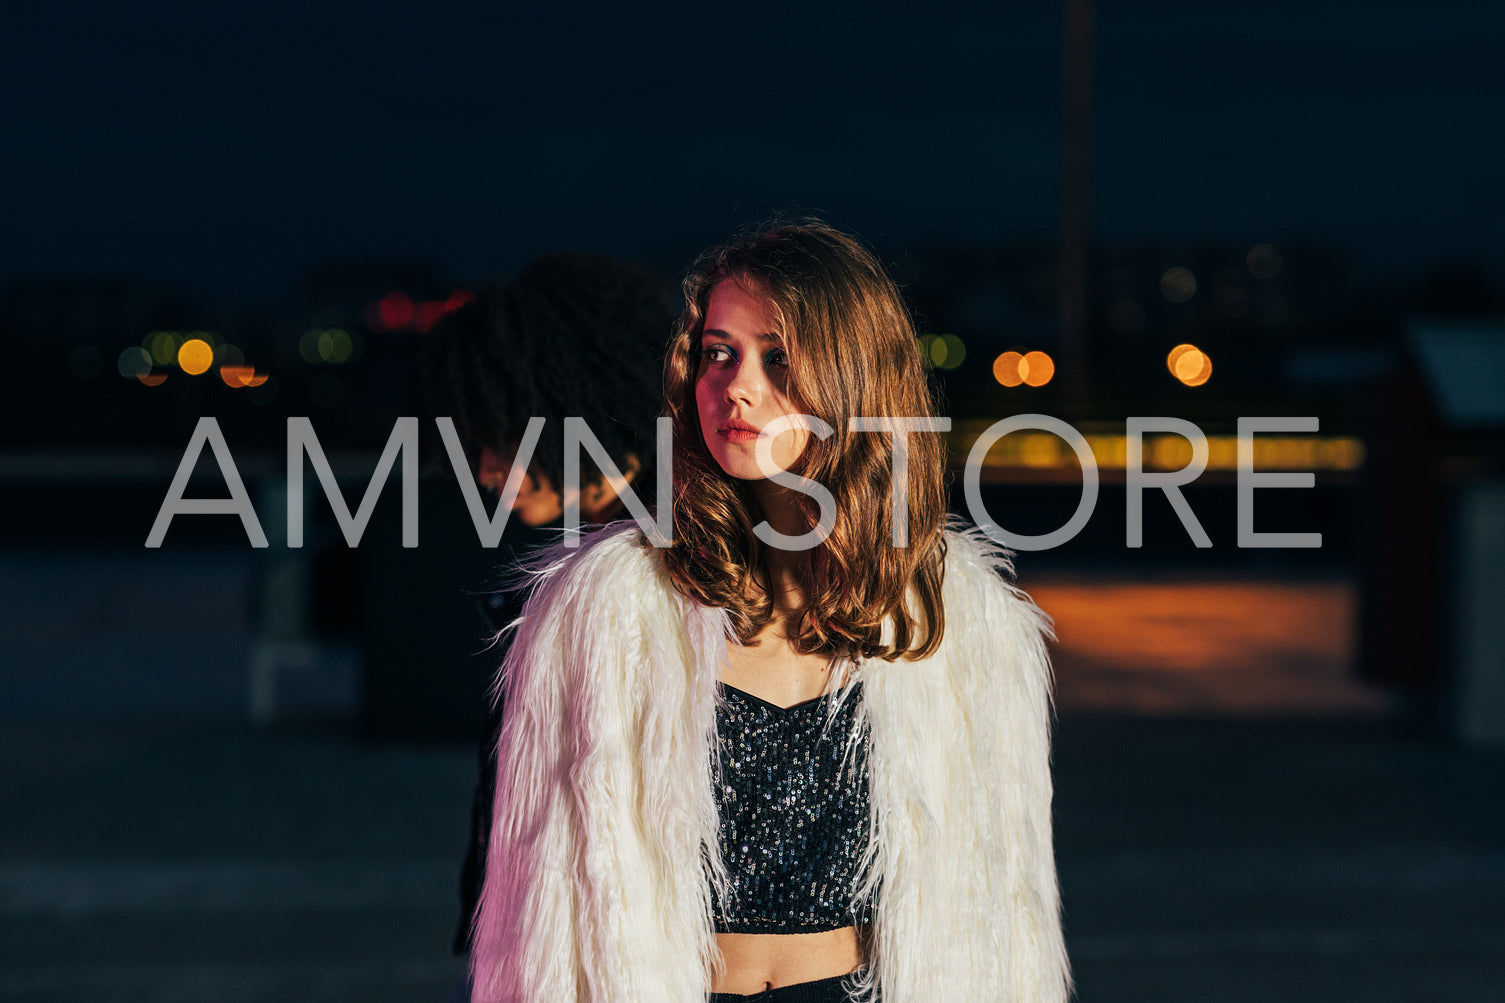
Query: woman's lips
718 421 761 443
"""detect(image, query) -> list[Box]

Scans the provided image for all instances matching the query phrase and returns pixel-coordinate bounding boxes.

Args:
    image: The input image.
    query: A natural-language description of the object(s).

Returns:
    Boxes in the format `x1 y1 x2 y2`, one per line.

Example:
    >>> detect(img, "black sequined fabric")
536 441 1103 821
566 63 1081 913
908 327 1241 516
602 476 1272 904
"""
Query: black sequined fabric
710 681 875 934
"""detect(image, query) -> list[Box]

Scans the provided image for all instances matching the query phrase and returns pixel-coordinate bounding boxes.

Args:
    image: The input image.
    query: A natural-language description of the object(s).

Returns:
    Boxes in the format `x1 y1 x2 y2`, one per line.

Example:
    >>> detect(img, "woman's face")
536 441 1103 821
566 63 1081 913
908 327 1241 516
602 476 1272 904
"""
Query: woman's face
694 279 809 481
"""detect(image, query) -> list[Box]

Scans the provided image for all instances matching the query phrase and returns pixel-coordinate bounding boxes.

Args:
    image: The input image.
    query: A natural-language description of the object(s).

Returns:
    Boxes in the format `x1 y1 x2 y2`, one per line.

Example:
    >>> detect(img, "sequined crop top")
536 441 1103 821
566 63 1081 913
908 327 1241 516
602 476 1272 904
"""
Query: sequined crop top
710 681 875 934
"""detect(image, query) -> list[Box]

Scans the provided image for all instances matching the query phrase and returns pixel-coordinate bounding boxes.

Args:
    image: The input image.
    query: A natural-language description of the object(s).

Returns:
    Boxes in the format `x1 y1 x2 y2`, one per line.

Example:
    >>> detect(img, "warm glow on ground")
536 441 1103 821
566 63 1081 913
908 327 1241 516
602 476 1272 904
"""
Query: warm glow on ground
1029 577 1390 717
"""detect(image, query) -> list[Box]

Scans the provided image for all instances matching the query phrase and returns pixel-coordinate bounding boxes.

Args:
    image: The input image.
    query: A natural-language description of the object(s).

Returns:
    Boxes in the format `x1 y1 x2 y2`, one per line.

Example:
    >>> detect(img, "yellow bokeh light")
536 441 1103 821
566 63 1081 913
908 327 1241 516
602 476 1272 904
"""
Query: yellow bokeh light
1019 433 1065 468
954 419 1366 474
1022 351 1055 387
317 328 353 364
145 330 182 366
1149 435 1194 469
934 334 966 370
299 329 321 364
1167 343 1212 386
928 336 949 368
177 338 214 375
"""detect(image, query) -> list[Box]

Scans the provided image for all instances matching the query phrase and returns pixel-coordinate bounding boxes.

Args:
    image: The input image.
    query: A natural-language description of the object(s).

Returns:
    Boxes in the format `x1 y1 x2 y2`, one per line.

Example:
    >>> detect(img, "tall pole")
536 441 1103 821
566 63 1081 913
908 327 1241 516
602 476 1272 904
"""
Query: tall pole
1059 0 1095 419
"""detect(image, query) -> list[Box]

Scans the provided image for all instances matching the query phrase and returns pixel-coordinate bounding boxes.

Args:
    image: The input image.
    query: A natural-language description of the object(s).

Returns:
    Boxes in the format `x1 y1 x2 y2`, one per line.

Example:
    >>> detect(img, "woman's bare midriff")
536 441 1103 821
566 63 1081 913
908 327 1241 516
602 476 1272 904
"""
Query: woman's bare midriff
712 927 868 994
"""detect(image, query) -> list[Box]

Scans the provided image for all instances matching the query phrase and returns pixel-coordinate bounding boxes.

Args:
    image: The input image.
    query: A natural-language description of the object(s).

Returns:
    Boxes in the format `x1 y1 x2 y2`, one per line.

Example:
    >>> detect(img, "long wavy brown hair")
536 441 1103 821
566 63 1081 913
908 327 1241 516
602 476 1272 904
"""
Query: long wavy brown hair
662 221 948 661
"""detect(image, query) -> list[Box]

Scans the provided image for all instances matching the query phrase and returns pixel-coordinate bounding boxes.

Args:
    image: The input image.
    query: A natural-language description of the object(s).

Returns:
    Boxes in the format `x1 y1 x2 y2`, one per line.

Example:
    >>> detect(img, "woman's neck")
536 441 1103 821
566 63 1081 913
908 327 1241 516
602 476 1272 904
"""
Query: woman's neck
748 479 815 615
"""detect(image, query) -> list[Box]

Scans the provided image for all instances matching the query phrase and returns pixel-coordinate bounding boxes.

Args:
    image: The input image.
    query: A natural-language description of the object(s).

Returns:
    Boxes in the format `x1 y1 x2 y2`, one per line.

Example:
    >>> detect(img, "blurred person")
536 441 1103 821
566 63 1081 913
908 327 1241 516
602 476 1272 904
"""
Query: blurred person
429 251 668 531
423 251 670 962
468 222 1070 1001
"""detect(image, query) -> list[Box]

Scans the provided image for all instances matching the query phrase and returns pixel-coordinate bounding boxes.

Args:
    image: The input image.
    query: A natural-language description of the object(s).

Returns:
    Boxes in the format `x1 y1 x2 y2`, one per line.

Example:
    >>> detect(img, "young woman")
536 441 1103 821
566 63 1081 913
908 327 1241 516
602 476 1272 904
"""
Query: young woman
469 223 1070 1002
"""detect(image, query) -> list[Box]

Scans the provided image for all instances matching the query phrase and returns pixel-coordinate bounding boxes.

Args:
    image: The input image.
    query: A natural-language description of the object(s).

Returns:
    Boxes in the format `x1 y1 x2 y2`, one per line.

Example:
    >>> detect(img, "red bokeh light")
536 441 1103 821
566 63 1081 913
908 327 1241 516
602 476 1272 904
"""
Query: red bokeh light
376 292 415 331
415 301 445 332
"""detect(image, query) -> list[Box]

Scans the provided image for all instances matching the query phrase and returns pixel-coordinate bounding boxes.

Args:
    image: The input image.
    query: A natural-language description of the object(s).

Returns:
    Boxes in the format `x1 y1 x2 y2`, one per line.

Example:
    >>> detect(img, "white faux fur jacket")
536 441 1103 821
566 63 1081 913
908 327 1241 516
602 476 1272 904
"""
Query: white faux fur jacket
470 522 1070 1002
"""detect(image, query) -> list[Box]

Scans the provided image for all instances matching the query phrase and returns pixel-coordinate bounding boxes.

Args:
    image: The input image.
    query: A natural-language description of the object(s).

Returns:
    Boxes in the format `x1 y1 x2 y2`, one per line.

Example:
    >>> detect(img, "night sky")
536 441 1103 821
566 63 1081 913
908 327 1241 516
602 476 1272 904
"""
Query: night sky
4 0 1501 303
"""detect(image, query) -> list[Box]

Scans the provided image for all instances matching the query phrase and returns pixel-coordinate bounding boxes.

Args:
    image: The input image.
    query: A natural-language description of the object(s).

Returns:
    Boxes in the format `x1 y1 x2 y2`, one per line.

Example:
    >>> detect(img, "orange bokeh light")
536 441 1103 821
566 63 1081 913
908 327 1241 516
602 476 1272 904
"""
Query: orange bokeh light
1167 343 1212 386
994 350 1055 388
138 372 168 387
1022 351 1055 387
220 365 269 388
993 351 1025 387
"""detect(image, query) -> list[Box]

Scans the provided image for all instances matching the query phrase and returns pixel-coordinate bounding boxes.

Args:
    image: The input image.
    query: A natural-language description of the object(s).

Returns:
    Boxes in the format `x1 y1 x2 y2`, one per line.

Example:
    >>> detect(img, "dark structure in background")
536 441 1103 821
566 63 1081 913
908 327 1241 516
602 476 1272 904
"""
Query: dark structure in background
1360 321 1505 742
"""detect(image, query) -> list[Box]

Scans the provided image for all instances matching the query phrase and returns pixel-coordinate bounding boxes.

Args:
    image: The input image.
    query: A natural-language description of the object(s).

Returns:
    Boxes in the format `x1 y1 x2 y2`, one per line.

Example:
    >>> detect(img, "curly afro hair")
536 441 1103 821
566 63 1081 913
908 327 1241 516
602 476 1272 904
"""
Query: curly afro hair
425 252 671 493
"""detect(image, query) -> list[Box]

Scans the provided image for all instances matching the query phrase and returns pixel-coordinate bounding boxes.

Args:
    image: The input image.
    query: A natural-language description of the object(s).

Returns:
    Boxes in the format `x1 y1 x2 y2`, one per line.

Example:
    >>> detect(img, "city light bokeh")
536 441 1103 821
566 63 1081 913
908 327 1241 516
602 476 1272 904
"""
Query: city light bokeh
1167 343 1213 386
176 339 214 376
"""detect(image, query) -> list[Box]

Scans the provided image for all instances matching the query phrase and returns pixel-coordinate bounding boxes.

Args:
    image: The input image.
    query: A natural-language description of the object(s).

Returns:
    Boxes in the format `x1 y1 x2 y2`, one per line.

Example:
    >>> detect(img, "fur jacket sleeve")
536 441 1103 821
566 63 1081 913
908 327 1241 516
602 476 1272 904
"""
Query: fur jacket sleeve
469 523 1071 1003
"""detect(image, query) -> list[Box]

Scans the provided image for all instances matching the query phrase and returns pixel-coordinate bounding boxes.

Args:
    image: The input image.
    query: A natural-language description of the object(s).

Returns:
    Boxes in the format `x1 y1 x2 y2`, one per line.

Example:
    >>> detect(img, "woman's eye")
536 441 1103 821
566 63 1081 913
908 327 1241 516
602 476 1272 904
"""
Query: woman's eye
700 345 732 364
764 348 789 367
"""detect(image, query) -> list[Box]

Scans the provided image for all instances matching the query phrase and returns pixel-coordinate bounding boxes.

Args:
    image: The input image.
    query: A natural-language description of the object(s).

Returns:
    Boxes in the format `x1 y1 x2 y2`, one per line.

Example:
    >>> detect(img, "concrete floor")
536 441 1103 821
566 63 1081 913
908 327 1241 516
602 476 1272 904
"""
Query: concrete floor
4 570 1503 1001
4 710 1503 1002
0 723 473 1002
1054 712 1505 1002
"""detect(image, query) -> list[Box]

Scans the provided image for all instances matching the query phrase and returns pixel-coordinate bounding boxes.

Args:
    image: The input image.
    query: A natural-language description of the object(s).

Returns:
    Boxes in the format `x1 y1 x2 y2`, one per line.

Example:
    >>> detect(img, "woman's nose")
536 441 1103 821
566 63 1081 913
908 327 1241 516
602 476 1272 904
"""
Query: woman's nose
725 360 764 404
